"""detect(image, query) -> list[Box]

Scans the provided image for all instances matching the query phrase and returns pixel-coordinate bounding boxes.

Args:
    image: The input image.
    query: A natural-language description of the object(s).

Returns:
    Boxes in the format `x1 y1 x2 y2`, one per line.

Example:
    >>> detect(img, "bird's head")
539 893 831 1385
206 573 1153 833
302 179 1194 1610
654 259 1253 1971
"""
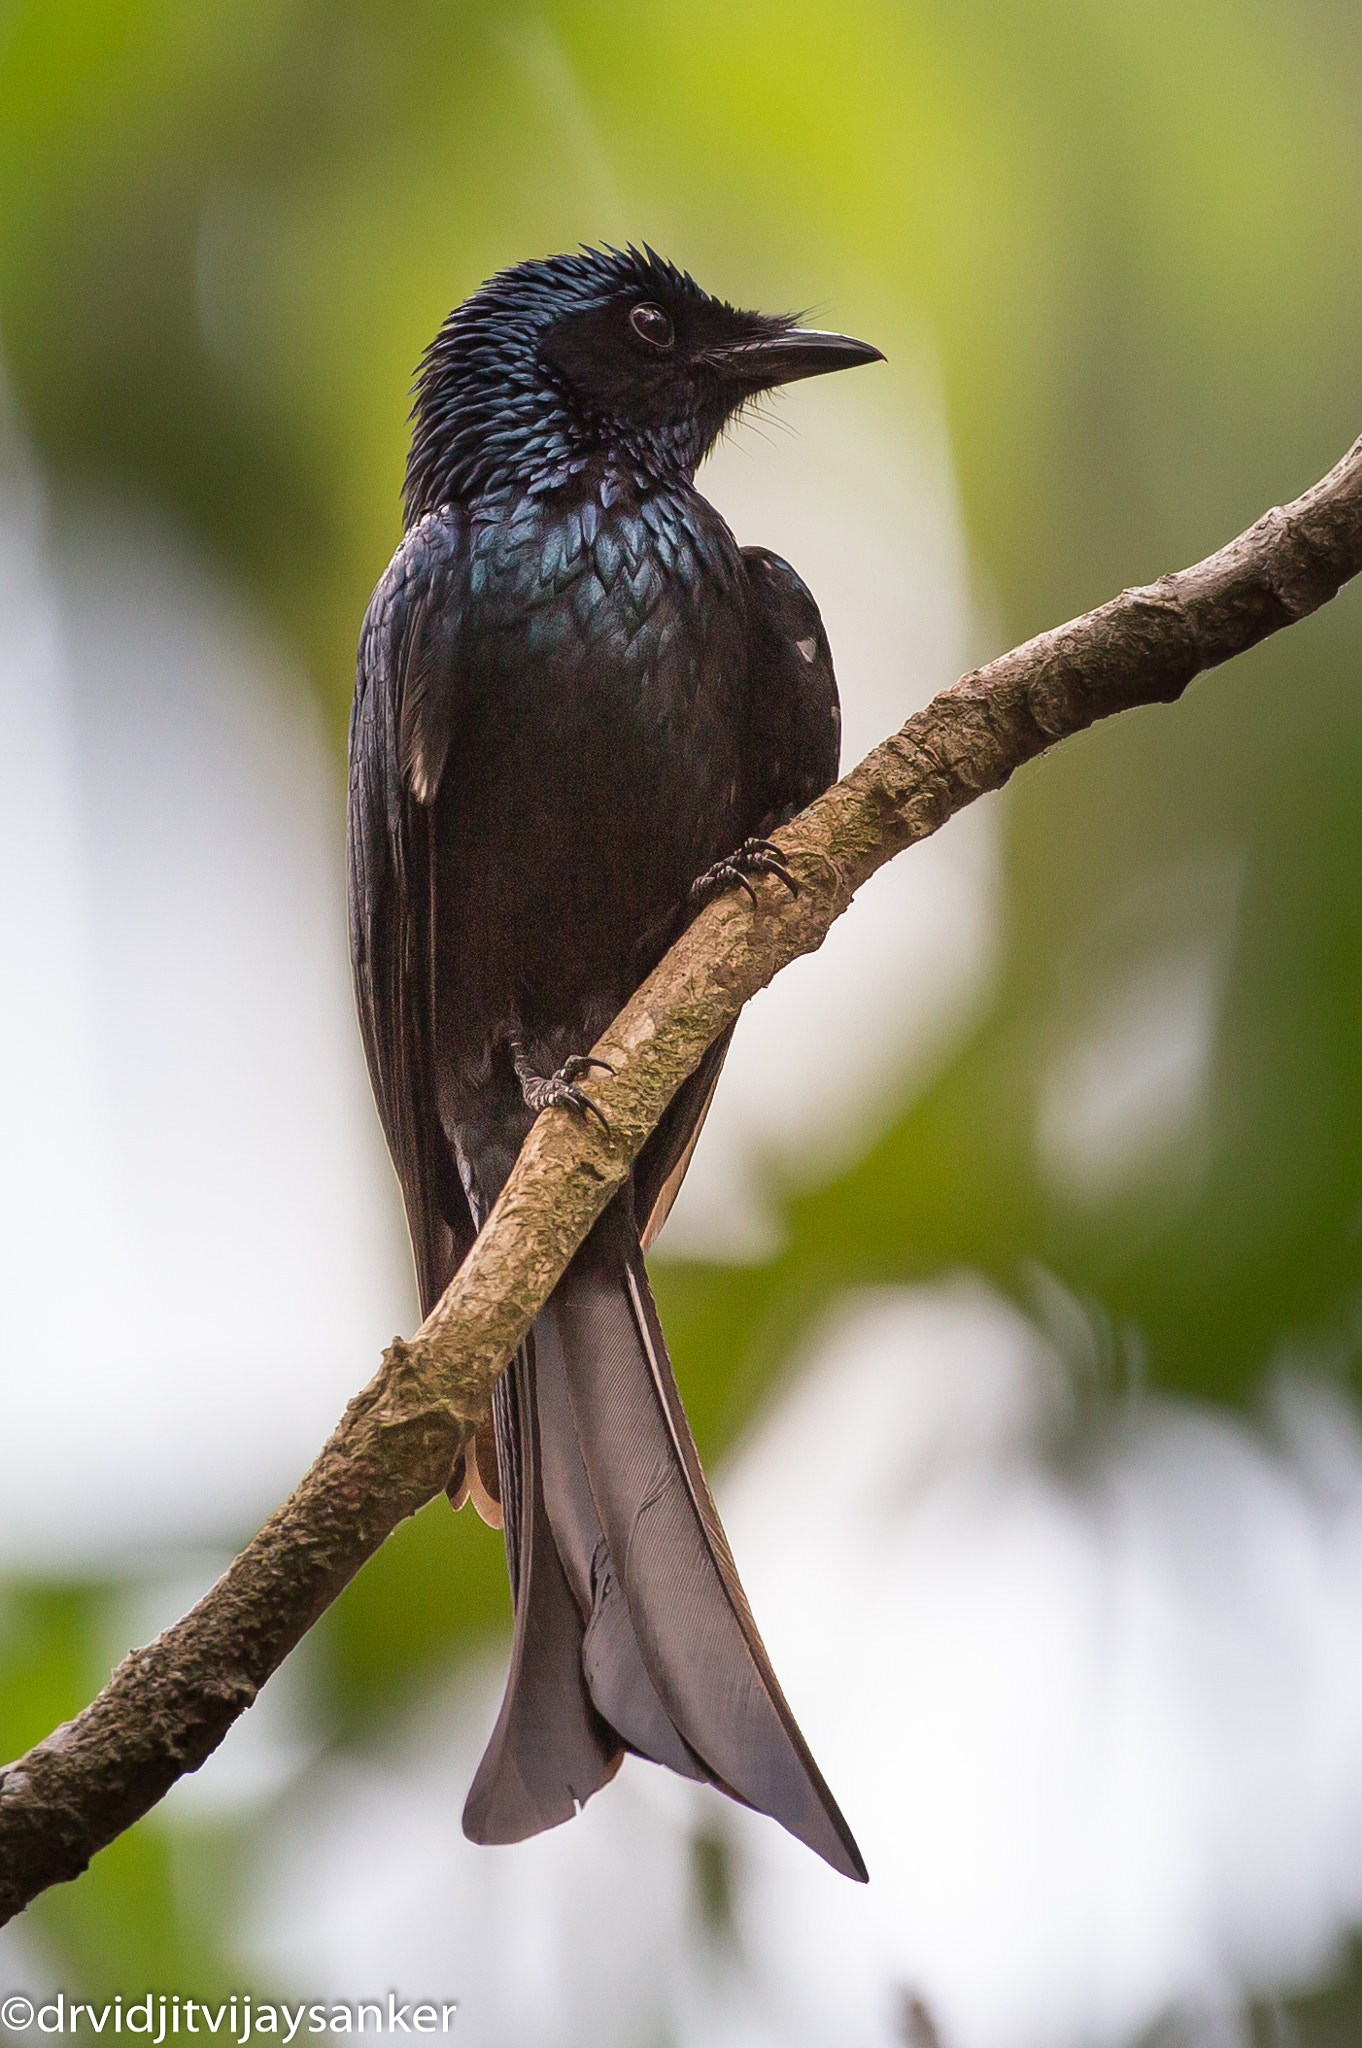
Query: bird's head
404 245 883 521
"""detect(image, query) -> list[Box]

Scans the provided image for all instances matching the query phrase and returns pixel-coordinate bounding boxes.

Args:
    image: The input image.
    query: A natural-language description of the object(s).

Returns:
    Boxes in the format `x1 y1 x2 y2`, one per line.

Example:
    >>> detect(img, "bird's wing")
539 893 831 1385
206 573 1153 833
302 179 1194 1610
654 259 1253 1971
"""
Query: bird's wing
636 549 840 1251
348 507 477 1316
739 544 842 826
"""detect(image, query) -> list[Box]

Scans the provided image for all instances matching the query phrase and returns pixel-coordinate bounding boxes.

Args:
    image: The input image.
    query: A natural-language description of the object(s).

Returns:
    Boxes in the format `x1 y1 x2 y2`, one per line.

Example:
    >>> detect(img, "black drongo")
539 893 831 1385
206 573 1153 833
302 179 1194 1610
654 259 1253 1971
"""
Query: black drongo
349 246 881 1879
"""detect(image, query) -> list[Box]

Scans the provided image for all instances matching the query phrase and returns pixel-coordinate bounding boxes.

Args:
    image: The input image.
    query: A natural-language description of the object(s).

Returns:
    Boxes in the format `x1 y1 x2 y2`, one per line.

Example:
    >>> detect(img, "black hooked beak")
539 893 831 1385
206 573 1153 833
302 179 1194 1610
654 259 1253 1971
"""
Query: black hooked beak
705 326 885 391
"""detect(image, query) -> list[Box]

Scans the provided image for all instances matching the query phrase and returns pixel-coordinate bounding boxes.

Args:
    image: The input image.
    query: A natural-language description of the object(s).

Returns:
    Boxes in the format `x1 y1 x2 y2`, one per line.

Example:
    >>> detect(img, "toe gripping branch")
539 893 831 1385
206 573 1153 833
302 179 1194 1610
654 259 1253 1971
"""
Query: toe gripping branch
689 836 800 911
512 1045 615 1132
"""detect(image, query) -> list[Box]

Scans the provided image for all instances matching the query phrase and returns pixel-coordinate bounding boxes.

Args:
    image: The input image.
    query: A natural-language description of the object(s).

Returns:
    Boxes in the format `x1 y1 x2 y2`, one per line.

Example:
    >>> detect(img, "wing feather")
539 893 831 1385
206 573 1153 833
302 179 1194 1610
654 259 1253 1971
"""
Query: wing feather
740 545 841 828
638 550 839 1254
348 508 476 1315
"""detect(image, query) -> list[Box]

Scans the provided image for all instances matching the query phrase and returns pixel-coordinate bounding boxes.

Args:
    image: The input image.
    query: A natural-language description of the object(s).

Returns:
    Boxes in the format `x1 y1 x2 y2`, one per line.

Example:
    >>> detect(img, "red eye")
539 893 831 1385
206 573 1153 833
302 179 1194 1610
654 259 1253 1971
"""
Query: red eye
629 302 674 349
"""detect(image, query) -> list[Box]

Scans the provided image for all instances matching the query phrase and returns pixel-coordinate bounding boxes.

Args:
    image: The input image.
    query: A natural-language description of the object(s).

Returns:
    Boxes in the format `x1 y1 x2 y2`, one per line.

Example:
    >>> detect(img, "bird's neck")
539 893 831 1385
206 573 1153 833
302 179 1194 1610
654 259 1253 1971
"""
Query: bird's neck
405 383 710 526
475 453 709 529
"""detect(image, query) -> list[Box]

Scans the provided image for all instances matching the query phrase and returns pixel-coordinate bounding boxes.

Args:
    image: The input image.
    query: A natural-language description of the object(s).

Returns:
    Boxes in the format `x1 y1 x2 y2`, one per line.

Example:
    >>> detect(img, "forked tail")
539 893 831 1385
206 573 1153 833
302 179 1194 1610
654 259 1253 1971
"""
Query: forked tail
462 1201 867 1883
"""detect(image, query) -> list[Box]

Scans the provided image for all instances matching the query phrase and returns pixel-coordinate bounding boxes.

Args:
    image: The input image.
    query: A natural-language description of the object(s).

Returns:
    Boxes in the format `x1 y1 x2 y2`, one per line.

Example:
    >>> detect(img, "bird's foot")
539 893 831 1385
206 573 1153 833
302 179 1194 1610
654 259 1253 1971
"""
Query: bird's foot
689 836 799 909
513 1047 614 1132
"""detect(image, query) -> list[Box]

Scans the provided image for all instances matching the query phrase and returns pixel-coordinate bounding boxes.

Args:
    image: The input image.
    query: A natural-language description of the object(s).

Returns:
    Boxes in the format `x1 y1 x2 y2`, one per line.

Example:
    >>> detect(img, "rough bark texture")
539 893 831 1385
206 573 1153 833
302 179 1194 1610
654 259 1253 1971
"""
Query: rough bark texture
3 432 1362 1923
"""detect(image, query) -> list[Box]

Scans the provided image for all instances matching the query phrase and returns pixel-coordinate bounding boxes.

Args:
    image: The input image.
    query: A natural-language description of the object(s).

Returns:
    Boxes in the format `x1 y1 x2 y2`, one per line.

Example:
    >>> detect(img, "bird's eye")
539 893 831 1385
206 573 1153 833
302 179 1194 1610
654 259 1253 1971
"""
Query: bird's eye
629 302 674 349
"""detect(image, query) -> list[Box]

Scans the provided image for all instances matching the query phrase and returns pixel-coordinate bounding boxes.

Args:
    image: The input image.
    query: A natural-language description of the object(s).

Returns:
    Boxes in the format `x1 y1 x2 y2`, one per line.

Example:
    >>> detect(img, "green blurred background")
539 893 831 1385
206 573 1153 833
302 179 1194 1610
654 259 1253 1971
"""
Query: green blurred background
3 0 1362 2034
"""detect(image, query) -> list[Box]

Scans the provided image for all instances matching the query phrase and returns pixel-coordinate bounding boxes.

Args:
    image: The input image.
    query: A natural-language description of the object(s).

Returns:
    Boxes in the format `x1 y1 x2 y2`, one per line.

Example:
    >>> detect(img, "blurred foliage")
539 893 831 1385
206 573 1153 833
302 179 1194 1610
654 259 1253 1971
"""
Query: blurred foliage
1251 1941 1362 2047
0 1585 244 1994
312 1495 508 1739
5 0 1362 2012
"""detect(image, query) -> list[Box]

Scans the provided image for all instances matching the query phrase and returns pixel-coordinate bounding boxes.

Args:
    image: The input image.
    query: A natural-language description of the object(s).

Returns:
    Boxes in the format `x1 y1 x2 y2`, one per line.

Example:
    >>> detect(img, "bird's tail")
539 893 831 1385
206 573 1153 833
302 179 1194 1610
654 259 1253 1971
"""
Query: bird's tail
462 1200 866 1882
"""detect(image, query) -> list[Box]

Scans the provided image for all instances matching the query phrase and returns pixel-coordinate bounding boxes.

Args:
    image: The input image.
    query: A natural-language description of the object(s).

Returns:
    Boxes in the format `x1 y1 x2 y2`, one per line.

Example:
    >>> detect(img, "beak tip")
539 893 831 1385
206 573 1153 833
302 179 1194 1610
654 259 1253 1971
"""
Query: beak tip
716 327 888 388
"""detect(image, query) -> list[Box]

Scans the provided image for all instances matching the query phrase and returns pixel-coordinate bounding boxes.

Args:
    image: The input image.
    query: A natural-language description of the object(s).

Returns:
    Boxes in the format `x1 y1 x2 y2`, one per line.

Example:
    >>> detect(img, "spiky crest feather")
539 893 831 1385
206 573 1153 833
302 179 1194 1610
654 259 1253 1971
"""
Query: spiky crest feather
403 244 758 522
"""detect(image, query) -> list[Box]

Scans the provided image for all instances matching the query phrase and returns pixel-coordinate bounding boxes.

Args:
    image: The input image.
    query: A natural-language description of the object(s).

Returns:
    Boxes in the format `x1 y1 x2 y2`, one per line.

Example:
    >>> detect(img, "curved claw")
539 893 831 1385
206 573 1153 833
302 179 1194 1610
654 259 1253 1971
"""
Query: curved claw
513 1043 613 1131
555 1082 610 1133
748 857 799 900
690 861 758 909
690 836 799 909
692 860 753 909
560 1054 616 1082
738 837 800 899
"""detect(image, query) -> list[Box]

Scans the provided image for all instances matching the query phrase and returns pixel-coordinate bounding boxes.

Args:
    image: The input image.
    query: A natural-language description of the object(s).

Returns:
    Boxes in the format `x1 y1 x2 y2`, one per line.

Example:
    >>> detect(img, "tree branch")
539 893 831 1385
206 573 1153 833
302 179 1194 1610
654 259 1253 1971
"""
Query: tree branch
4 432 1362 1923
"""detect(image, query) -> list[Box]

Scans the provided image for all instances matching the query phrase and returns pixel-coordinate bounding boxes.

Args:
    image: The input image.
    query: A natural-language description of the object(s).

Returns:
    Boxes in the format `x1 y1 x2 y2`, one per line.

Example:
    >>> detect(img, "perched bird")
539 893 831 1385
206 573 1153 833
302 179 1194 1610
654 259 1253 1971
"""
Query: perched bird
348 245 881 1881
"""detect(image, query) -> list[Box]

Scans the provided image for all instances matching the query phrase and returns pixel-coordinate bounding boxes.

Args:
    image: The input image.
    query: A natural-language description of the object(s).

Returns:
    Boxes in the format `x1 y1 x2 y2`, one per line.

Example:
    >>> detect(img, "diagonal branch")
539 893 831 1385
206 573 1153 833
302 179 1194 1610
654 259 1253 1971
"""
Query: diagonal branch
4 433 1362 1923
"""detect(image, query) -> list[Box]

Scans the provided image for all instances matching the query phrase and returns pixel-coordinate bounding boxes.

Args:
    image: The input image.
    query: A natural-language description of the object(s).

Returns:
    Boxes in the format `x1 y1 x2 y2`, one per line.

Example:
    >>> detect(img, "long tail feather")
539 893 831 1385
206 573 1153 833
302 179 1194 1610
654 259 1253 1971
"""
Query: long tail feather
464 1201 866 1882
461 1344 623 1844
